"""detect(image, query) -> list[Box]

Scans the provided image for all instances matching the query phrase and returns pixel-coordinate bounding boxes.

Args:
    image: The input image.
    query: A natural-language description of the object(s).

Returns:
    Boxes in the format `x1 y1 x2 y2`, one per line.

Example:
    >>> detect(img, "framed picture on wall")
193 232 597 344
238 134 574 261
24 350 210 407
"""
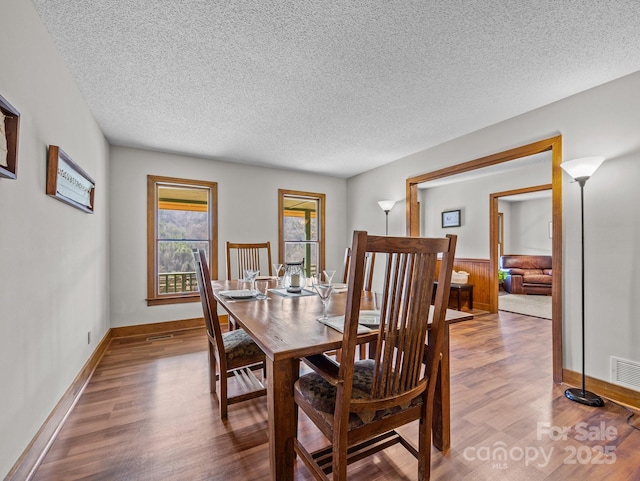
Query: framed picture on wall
46 145 95 213
0 93 20 180
441 209 461 228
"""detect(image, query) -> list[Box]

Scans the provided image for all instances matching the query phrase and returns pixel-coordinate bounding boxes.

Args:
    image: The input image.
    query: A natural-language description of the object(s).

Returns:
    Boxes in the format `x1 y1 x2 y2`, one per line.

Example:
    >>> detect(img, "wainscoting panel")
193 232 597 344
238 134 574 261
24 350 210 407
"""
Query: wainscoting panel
437 258 491 312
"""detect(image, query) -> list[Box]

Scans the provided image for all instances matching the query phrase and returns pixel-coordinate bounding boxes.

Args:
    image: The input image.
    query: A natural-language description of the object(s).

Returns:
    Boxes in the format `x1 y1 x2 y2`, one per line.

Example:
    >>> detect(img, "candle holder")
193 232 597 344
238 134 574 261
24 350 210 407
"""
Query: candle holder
283 261 306 293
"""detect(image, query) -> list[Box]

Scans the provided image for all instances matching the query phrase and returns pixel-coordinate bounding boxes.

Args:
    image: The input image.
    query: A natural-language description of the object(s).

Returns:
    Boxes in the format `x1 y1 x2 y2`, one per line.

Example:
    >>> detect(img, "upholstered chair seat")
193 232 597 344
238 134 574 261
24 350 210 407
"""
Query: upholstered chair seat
223 329 265 368
295 359 420 430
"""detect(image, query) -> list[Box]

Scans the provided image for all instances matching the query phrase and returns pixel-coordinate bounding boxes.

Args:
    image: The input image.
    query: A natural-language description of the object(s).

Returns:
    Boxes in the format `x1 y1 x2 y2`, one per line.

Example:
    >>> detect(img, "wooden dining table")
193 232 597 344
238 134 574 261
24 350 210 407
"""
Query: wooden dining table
213 279 473 481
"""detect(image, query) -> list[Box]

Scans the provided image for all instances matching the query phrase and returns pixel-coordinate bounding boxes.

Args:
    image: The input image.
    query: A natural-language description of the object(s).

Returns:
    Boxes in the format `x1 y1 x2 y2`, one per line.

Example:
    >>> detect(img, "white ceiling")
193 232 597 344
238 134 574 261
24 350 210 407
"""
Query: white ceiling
30 1 640 178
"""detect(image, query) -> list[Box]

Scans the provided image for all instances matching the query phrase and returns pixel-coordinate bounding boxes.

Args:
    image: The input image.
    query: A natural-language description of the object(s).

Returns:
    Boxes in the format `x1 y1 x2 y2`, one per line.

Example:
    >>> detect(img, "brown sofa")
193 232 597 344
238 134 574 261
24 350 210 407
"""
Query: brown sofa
499 255 552 295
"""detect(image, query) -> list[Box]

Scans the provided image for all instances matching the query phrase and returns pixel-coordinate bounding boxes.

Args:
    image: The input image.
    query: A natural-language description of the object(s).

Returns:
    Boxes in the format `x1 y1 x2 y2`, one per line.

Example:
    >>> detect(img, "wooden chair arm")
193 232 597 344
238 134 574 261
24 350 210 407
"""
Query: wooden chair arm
302 354 342 386
349 379 428 412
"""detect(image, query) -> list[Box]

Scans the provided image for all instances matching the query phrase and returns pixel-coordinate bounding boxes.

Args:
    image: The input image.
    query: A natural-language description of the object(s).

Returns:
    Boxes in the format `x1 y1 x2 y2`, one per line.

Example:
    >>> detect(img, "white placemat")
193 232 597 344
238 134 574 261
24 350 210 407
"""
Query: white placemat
269 288 316 298
319 315 372 334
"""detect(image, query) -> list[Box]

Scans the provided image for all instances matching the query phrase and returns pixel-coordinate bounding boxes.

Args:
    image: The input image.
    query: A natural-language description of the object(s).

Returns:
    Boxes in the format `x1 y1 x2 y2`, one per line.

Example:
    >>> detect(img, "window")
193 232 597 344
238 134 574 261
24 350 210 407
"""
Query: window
278 189 325 277
147 175 218 306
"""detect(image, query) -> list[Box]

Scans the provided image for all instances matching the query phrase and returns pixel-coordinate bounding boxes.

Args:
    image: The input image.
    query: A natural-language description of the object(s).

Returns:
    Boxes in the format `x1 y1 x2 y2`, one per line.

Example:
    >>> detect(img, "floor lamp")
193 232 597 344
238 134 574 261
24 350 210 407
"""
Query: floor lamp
561 156 605 407
377 200 396 235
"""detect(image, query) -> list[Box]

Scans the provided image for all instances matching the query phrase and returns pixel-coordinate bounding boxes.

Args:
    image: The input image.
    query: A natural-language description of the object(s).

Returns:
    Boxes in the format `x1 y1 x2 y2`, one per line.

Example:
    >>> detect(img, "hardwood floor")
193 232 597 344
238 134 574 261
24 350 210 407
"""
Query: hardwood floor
31 312 640 480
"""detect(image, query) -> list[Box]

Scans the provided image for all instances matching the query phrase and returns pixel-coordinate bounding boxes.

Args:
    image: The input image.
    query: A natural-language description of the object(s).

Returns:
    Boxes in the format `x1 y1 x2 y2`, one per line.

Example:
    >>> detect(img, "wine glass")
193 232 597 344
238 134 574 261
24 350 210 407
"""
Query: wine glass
273 263 283 286
244 269 259 293
313 277 333 320
322 269 336 285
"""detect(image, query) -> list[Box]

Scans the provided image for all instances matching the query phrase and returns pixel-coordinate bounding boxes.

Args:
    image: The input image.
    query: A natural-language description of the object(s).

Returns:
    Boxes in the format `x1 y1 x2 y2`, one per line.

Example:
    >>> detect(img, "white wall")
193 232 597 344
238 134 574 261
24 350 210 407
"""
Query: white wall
419 165 551 258
508 197 552 255
0 1 110 477
347 71 640 385
109 146 347 327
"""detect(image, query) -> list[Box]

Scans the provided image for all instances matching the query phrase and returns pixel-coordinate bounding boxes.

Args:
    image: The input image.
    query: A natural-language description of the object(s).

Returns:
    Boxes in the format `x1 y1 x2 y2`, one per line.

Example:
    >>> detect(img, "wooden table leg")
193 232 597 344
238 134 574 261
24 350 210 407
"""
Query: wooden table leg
432 324 450 451
267 357 299 481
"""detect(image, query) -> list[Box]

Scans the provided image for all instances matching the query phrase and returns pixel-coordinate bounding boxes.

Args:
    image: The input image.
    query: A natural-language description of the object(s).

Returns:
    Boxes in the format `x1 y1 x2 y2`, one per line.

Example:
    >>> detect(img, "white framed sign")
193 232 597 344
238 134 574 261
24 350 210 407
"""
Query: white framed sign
46 145 95 213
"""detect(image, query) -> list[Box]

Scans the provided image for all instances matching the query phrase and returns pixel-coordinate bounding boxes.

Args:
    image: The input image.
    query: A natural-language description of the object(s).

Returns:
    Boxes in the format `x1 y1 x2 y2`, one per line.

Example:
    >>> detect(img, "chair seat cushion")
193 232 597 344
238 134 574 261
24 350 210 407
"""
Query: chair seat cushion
295 359 421 429
222 328 264 368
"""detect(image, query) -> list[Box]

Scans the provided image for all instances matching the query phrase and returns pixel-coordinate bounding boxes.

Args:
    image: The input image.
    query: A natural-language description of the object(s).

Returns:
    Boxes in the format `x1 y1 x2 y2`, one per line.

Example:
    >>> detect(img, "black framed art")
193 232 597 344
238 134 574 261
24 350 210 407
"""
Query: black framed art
441 209 461 228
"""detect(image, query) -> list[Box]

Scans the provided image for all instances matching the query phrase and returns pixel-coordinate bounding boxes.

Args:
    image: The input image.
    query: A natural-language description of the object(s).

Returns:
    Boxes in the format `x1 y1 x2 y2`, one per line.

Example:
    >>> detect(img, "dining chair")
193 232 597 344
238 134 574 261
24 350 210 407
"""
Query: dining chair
193 248 266 419
225 241 273 280
225 241 273 330
294 231 457 480
341 246 375 291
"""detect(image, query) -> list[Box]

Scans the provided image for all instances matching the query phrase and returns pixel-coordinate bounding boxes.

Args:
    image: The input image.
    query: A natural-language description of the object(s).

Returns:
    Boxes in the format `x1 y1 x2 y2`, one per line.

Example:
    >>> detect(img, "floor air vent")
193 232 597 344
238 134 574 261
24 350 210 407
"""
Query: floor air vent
611 356 640 390
146 334 174 341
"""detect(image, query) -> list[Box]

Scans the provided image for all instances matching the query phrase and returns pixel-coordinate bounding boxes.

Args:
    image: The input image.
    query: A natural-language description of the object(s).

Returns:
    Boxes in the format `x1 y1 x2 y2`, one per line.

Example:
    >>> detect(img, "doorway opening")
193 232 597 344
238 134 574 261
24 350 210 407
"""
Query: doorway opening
405 136 564 382
492 184 552 318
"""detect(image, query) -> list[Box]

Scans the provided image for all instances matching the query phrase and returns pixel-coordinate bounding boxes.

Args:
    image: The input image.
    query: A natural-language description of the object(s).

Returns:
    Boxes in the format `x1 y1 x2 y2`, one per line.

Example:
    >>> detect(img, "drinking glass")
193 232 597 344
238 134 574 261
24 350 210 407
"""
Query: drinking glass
273 263 284 286
313 278 333 320
256 280 269 300
244 269 259 293
322 269 336 285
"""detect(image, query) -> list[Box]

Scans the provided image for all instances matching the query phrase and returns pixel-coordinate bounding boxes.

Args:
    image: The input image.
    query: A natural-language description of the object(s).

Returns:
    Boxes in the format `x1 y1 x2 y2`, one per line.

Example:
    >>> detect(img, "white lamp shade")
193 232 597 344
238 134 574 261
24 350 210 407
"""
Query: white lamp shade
560 156 605 180
378 200 396 212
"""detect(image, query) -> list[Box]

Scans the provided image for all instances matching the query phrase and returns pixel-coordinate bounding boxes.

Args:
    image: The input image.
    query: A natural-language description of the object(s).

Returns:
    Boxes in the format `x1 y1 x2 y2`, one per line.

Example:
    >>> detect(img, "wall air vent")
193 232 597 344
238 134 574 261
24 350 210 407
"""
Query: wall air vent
610 356 640 390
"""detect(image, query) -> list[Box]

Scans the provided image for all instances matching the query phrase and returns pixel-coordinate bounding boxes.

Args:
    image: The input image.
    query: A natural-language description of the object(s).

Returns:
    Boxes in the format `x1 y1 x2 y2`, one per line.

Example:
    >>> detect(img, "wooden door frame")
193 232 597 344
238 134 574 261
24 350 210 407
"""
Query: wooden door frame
405 135 564 383
497 212 504 257
490 183 552 312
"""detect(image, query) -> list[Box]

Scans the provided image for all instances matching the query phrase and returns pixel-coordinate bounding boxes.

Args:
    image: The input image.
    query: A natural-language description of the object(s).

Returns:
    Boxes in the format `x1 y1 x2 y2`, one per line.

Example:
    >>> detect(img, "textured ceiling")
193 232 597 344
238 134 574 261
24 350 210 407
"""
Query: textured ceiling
30 1 640 178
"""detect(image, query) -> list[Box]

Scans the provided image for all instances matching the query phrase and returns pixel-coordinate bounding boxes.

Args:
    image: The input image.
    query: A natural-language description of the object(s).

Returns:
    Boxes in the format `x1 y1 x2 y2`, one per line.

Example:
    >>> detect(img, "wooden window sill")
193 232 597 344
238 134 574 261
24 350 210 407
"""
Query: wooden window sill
147 294 199 306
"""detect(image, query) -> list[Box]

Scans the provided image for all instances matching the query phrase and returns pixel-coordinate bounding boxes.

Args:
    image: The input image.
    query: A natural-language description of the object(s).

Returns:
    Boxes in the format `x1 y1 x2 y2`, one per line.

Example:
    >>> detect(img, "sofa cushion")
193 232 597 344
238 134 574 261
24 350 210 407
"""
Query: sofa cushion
501 267 526 275
500 255 552 270
523 274 552 285
523 269 543 275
